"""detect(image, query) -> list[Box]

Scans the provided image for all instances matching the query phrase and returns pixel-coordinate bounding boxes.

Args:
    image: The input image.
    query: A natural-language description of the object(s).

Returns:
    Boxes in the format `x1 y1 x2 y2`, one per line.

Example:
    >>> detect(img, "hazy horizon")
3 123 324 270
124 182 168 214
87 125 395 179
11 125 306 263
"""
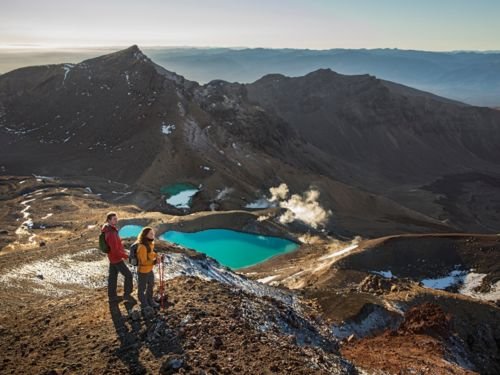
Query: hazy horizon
2 45 500 53
2 0 500 51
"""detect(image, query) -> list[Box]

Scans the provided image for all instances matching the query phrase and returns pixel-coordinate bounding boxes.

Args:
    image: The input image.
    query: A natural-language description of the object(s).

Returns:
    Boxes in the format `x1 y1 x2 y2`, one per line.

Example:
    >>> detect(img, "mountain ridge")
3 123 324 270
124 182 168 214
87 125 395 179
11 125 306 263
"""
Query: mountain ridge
1 45 500 237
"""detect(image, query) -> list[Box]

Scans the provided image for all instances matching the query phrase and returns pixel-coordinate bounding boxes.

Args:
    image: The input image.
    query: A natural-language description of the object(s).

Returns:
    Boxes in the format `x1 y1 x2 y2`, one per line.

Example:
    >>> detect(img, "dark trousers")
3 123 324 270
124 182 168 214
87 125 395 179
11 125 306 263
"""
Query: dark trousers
108 260 133 297
138 271 155 307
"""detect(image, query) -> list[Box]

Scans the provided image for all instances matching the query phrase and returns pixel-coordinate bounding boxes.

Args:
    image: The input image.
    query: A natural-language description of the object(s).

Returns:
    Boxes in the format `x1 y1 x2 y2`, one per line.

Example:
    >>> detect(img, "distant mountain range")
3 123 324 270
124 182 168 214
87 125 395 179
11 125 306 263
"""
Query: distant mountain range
1 46 500 237
143 47 500 107
1 47 499 107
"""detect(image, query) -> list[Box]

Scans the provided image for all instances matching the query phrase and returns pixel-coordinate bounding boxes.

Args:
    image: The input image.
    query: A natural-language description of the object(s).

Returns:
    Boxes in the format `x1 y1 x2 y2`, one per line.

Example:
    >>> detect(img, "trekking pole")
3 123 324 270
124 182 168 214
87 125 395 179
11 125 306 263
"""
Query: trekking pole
130 262 137 287
162 254 167 311
158 254 165 311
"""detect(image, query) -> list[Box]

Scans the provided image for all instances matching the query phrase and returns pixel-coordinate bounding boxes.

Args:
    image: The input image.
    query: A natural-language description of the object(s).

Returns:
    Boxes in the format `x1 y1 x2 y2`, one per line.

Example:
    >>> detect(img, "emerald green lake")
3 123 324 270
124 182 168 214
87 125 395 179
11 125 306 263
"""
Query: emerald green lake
160 183 197 196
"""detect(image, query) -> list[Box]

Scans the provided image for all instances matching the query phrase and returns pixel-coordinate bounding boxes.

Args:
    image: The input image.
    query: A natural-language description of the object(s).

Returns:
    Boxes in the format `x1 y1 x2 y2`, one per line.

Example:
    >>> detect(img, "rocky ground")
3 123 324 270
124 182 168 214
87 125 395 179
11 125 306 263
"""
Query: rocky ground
0 277 356 375
1 175 499 374
243 234 500 374
342 303 477 375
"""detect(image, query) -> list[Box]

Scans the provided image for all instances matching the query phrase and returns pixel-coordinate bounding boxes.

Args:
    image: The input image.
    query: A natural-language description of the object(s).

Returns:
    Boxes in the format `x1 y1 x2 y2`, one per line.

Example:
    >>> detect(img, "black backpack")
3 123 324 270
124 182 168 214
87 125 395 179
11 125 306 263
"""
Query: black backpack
129 242 139 266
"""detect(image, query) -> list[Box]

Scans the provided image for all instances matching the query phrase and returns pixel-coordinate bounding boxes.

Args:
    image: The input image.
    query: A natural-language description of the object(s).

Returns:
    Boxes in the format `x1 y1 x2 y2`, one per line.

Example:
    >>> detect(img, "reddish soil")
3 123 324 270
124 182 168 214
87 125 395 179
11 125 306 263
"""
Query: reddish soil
397 303 451 338
342 303 476 375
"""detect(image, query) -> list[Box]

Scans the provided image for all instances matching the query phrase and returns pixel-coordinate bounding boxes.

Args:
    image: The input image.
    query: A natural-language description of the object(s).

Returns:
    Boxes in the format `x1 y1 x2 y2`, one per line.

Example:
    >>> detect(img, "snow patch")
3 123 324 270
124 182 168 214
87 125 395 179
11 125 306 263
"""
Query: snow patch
421 270 466 290
332 305 402 340
460 273 500 301
421 271 500 301
0 248 108 297
372 270 395 279
62 64 74 85
23 218 34 229
161 253 297 307
20 198 35 219
161 123 176 135
15 198 36 244
33 174 56 182
166 188 199 209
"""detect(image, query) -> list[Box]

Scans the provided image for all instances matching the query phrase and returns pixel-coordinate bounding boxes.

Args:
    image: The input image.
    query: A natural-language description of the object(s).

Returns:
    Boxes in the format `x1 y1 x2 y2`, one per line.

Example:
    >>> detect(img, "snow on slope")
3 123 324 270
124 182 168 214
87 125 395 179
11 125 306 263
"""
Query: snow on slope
0 248 298 308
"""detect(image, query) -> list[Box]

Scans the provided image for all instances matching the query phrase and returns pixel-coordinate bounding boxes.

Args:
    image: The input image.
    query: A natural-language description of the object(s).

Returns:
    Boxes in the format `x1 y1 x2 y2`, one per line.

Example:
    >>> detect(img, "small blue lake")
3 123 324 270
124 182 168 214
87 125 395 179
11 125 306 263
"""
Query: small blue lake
119 225 143 239
159 229 298 269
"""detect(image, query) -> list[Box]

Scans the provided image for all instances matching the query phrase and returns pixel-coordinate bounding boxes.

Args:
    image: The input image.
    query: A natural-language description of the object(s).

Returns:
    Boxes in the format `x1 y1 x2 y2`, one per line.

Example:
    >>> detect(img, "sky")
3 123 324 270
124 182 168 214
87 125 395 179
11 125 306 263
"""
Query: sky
1 0 499 51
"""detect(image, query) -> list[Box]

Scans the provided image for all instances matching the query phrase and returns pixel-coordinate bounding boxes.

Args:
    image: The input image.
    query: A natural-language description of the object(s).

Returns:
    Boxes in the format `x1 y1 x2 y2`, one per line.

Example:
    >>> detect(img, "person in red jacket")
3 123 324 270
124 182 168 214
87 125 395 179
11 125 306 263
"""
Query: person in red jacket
102 212 133 302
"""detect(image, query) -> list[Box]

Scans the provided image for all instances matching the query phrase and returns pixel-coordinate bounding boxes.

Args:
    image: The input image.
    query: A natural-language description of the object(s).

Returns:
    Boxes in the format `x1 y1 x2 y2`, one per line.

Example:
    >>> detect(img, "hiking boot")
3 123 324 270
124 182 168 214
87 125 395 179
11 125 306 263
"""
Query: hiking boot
129 309 141 321
142 306 155 319
149 300 160 308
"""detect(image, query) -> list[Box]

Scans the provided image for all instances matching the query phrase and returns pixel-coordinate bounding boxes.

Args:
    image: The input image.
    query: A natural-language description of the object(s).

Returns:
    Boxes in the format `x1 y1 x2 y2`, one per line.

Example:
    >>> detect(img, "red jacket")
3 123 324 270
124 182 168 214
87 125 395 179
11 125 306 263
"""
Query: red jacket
101 224 128 264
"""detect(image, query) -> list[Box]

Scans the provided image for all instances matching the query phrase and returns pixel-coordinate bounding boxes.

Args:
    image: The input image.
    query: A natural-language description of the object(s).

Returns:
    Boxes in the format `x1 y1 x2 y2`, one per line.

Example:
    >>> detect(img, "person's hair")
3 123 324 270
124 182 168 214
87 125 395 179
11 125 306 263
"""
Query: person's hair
137 227 154 251
106 212 117 222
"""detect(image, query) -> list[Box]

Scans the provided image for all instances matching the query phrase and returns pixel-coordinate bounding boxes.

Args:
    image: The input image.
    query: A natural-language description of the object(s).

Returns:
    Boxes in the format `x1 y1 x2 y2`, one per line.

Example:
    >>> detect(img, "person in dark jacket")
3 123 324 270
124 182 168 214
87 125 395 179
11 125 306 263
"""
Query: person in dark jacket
102 212 133 302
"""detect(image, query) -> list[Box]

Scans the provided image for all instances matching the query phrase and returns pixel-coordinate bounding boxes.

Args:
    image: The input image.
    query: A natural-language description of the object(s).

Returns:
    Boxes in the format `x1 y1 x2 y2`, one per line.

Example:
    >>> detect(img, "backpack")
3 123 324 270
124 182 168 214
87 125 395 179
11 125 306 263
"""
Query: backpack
129 242 139 266
99 230 110 253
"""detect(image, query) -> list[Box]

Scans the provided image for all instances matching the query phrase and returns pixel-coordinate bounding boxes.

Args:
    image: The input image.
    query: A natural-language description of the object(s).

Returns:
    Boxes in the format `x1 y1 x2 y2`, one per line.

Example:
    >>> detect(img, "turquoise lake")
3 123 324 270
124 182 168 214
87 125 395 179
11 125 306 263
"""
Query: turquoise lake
119 225 143 239
159 229 299 269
